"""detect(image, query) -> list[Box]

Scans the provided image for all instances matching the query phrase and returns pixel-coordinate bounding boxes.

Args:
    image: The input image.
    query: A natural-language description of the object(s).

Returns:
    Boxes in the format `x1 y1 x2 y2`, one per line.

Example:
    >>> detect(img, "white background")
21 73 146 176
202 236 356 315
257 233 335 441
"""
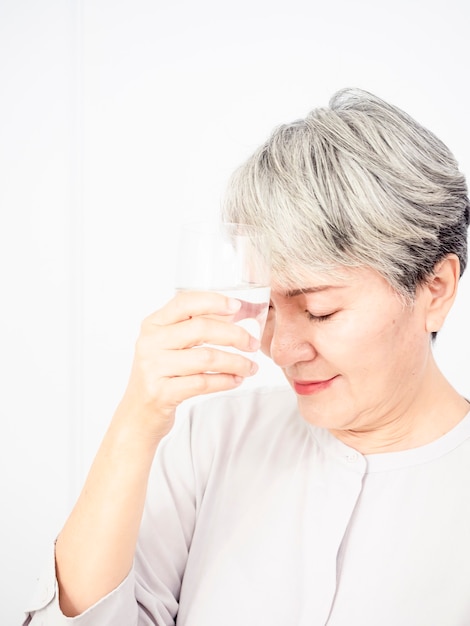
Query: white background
1 1 469 622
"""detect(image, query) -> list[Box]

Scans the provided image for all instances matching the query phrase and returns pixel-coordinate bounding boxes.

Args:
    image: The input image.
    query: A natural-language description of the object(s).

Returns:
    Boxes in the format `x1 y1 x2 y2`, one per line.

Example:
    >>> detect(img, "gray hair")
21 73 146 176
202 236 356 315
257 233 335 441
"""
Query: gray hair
223 88 470 301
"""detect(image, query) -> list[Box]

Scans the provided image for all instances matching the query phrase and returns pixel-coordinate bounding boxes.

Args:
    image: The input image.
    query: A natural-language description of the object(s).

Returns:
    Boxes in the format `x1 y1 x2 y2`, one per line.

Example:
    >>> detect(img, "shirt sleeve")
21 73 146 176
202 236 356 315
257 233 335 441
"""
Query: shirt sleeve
22 407 198 626
21 540 138 625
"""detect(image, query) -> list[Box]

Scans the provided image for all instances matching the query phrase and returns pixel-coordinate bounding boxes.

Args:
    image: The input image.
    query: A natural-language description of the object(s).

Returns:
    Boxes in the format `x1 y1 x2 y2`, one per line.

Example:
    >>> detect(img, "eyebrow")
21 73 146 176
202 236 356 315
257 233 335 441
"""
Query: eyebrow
283 285 344 297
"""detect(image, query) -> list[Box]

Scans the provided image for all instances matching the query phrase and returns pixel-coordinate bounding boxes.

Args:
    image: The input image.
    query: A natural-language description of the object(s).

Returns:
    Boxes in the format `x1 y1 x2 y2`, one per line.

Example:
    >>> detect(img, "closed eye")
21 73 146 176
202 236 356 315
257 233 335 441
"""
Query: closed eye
306 311 336 322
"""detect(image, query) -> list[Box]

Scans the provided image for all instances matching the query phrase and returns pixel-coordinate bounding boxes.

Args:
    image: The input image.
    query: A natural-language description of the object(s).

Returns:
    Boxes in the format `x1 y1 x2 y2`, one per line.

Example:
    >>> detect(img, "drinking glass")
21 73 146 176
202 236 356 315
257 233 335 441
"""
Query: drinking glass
175 220 271 357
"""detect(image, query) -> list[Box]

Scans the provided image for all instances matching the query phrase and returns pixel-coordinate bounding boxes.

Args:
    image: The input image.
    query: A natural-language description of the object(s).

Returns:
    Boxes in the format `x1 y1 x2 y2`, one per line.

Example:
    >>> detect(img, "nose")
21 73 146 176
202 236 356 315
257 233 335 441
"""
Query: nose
264 316 317 369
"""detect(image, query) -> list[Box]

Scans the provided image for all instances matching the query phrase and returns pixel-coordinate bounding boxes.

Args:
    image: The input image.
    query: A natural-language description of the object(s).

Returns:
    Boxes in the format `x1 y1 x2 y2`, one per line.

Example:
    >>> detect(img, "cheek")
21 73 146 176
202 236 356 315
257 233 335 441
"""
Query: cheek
345 313 420 376
320 315 402 371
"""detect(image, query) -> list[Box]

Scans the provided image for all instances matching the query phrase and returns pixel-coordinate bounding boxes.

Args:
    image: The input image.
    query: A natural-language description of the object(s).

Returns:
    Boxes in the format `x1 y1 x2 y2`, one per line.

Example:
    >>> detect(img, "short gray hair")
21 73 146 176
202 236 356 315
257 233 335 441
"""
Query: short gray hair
223 88 470 300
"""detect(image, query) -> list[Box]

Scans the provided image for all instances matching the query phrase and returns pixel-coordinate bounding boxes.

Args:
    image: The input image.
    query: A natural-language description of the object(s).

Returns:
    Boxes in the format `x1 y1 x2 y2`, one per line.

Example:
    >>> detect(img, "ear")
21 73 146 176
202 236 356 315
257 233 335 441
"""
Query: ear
424 254 460 333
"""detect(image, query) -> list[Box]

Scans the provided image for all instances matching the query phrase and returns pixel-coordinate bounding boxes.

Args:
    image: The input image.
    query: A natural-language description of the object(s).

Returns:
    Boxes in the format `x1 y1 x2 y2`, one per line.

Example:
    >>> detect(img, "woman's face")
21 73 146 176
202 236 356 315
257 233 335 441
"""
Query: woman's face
262 266 433 435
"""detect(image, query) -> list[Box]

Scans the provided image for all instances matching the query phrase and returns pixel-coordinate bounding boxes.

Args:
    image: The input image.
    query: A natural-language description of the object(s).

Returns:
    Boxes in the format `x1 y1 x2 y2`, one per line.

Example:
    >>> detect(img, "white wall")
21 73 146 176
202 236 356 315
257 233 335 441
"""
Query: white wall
0 1 79 622
2 0 469 622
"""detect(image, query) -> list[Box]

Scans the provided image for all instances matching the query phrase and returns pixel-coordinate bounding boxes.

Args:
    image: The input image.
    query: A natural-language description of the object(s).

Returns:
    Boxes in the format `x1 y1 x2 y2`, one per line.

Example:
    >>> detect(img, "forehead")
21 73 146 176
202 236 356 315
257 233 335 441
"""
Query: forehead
281 285 345 298
270 265 396 298
270 266 355 294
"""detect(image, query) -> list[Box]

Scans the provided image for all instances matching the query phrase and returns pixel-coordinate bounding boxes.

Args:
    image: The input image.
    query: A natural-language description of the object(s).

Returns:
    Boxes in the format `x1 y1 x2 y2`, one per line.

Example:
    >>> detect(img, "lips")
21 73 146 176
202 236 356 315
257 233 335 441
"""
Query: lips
292 376 338 395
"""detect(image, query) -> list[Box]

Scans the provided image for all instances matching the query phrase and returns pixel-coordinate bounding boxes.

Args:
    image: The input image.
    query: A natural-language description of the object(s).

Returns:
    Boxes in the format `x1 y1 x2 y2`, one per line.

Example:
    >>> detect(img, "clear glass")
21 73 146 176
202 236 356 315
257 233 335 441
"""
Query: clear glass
175 220 271 348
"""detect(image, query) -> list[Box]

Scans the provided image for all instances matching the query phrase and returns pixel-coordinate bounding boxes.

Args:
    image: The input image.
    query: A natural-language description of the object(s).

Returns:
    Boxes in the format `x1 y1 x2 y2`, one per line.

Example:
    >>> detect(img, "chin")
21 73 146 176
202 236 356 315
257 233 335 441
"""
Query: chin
295 396 343 430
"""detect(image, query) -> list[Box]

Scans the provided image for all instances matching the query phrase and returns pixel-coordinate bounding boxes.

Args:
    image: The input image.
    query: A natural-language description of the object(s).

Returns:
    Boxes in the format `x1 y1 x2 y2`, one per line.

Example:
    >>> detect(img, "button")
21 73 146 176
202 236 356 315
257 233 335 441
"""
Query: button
346 452 359 463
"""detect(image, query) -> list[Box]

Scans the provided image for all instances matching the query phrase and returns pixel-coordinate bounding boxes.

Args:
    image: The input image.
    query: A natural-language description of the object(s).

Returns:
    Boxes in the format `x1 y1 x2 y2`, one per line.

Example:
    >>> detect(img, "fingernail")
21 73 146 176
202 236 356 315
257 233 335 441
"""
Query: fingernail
250 361 259 375
227 298 241 312
249 336 261 351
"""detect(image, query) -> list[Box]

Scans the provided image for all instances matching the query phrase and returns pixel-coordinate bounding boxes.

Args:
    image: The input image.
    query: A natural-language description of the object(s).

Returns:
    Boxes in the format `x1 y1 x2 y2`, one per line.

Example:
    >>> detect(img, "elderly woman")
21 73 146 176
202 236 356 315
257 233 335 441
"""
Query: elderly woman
25 89 470 625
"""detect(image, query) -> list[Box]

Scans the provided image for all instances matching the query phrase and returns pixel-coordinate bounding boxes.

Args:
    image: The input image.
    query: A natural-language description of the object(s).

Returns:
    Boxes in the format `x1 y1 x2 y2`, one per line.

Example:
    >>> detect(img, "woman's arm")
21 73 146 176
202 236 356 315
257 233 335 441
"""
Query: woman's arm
54 291 259 617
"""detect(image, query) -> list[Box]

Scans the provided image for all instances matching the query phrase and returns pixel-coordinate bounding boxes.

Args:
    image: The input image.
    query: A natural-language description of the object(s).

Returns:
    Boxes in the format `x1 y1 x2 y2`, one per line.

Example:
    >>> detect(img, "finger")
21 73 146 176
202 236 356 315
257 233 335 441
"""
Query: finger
158 346 259 378
158 372 246 406
151 317 260 351
149 291 241 326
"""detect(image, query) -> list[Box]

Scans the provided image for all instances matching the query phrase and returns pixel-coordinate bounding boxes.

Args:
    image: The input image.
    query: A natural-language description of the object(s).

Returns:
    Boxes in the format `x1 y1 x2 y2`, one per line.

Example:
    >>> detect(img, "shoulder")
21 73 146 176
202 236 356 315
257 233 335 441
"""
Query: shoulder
171 385 306 464
186 384 299 432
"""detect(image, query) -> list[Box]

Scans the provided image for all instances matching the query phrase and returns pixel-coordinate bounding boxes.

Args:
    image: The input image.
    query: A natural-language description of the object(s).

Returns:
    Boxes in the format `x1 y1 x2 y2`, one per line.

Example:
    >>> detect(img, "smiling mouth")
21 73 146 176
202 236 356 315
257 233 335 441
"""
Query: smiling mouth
292 376 338 395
